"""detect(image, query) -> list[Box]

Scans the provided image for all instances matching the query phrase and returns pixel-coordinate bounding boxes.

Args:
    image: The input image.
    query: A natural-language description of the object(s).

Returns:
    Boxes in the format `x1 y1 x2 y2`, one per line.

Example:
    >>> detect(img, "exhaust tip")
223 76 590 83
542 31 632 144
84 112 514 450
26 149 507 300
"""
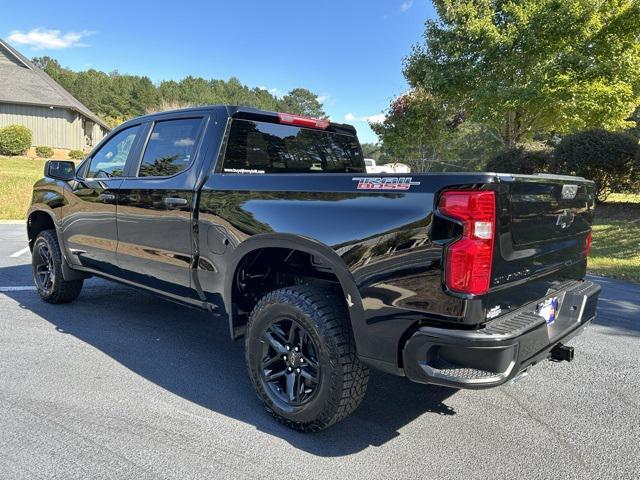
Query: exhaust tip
549 343 574 363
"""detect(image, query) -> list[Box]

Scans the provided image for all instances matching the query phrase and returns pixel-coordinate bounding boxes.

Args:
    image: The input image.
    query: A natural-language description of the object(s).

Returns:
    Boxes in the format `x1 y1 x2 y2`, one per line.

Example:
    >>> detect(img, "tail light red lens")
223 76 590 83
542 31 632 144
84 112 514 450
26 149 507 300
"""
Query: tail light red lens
277 112 330 130
439 190 496 295
585 230 592 256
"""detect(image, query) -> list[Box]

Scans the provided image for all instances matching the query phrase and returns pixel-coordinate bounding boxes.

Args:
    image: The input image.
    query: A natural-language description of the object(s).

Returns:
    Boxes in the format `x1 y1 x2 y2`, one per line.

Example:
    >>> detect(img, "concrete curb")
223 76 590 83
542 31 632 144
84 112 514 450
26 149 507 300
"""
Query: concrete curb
0 220 26 224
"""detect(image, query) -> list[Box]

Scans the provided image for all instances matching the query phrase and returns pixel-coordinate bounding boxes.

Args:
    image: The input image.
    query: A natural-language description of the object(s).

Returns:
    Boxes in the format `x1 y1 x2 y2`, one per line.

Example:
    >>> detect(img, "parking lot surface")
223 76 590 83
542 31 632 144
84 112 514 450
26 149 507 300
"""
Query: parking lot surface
0 223 638 479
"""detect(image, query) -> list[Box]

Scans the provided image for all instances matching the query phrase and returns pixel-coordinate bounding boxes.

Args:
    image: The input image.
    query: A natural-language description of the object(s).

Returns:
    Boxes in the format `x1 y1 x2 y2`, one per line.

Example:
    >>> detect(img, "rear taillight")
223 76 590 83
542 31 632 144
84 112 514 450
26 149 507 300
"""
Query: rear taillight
585 231 592 256
277 112 330 130
439 190 496 295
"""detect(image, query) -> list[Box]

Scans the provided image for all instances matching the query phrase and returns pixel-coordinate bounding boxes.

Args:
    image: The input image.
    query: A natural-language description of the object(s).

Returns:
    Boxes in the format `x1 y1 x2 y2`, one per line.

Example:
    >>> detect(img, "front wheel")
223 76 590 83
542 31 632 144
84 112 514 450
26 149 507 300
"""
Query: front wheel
32 229 83 304
245 286 369 431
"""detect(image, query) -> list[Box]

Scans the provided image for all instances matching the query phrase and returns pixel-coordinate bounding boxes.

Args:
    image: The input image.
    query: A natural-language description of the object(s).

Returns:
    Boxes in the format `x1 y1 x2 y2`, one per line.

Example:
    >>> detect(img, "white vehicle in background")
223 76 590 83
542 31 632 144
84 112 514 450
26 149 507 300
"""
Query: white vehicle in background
364 158 411 174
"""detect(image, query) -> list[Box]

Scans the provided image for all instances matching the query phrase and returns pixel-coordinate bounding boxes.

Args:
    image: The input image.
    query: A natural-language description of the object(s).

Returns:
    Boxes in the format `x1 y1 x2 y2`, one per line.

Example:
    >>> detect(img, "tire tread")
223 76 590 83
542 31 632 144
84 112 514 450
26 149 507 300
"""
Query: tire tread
33 230 83 304
245 285 369 432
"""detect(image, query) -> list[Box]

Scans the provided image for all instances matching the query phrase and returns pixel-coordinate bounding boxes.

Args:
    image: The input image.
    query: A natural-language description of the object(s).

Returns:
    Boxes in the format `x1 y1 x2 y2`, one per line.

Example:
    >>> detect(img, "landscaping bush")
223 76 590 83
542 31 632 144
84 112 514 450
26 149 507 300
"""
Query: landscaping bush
0 125 32 156
551 129 639 203
35 146 54 158
486 143 552 174
68 149 85 160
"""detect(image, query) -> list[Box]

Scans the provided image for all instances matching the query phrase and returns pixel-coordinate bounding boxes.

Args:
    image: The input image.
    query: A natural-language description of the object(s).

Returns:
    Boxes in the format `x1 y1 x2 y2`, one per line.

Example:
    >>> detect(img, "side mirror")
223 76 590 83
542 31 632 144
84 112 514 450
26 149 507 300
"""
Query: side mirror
45 160 76 181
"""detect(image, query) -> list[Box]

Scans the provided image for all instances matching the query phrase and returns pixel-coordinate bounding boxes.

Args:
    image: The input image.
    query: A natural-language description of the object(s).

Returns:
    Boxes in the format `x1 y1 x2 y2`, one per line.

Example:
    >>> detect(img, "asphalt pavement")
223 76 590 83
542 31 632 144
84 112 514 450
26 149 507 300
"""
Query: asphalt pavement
0 223 638 479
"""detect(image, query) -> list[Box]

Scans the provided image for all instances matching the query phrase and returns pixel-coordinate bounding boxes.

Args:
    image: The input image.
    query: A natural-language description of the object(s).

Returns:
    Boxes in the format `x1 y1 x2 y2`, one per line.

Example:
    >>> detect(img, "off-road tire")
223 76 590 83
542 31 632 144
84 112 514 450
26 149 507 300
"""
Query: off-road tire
245 285 369 432
32 229 83 304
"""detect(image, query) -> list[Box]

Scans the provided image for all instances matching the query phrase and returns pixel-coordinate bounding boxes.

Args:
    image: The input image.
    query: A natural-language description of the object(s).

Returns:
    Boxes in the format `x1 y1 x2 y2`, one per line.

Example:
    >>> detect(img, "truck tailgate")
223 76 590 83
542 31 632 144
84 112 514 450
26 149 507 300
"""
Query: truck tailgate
488 174 596 318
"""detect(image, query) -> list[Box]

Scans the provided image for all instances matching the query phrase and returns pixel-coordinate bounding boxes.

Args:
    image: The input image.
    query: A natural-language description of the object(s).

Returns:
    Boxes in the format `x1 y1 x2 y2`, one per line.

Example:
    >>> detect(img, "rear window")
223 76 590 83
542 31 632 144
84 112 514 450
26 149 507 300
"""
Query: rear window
222 119 365 174
138 118 202 177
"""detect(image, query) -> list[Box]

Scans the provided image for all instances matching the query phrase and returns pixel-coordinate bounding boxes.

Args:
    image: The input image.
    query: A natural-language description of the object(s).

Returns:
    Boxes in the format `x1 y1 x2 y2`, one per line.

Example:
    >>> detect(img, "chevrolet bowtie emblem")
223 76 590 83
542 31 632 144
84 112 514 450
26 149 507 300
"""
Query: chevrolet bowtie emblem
561 184 578 200
556 209 575 229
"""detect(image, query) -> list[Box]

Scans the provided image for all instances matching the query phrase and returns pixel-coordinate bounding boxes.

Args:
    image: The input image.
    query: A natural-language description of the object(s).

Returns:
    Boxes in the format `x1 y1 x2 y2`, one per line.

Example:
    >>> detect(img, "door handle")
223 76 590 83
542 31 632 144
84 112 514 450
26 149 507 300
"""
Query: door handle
98 193 116 203
163 197 188 207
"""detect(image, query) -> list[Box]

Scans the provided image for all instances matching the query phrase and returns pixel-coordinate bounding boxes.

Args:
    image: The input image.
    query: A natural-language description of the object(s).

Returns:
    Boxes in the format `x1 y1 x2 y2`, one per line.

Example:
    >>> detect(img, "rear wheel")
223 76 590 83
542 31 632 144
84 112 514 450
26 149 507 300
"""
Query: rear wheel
32 229 83 304
245 286 369 431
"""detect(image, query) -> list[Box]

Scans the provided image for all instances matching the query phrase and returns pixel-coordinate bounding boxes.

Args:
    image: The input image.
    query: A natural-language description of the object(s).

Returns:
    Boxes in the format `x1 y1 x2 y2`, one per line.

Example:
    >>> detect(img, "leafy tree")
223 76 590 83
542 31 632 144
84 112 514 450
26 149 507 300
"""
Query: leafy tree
404 0 640 147
32 57 326 127
370 89 453 163
138 156 183 177
551 129 639 202
31 56 60 71
277 88 326 117
370 89 493 172
360 143 385 162
443 122 503 172
627 105 640 138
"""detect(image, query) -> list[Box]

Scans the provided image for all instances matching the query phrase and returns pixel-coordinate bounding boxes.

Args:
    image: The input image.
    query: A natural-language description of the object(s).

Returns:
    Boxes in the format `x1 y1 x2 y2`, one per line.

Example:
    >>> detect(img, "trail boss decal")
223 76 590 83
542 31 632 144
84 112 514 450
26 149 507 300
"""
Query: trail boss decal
352 177 421 191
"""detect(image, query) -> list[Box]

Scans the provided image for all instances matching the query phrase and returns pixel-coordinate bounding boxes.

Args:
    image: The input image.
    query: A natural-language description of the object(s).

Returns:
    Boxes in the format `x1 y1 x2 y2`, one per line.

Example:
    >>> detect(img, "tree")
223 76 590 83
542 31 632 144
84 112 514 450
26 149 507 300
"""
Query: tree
370 89 452 165
404 0 640 147
31 57 326 127
278 88 326 117
360 143 385 162
31 56 60 71
369 89 492 171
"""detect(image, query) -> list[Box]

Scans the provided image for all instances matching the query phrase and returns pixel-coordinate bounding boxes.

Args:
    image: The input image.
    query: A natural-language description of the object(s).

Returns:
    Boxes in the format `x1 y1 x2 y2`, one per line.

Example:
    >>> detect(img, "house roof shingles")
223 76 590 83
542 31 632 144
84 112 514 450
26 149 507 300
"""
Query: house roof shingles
0 39 109 130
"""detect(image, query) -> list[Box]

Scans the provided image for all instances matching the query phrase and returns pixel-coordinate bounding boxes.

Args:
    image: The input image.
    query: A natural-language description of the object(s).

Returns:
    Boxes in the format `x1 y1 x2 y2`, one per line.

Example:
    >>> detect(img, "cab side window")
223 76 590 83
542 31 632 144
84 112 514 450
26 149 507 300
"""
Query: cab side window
86 125 140 179
138 118 202 177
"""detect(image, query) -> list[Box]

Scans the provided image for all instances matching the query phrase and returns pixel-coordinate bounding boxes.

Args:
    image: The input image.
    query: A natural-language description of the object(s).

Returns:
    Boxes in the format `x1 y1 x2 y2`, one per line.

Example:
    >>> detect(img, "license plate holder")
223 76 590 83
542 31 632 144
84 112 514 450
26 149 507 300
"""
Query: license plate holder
537 296 559 325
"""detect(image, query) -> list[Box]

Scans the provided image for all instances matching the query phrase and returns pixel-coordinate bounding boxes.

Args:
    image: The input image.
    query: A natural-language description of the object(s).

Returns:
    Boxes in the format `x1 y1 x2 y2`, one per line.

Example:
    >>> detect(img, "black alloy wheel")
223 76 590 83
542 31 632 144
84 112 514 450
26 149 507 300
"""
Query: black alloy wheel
31 229 83 304
260 318 321 407
34 242 55 294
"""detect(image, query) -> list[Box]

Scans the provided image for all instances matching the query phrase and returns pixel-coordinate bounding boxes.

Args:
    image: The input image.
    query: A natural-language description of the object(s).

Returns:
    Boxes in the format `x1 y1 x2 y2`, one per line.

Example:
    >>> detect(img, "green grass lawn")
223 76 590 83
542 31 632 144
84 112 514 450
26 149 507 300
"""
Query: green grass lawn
591 193 640 283
589 220 640 283
0 156 46 220
0 155 638 282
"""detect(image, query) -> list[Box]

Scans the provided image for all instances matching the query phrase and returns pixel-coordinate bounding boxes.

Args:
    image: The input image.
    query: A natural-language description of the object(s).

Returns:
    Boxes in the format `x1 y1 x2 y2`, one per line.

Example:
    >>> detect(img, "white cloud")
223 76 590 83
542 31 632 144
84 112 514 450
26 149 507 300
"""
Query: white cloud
400 0 414 12
258 86 281 96
345 112 386 124
7 28 93 50
367 113 386 123
174 138 195 147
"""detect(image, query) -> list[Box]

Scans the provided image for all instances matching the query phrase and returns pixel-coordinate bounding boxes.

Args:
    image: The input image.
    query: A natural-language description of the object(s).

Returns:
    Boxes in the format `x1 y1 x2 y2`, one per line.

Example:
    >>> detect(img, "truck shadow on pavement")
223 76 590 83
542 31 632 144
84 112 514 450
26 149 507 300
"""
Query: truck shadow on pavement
3 264 458 456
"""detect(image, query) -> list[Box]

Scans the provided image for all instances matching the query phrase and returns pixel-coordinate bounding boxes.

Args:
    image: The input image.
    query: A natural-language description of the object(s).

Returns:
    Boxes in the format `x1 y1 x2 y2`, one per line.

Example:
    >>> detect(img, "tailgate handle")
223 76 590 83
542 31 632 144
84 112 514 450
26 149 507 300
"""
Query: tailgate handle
98 193 116 203
163 197 188 207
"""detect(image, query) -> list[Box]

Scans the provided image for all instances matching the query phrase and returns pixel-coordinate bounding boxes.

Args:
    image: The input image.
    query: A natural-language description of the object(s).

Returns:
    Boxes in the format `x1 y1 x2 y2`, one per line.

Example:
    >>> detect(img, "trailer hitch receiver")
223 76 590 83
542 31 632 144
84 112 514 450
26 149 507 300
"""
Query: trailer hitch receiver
549 343 574 362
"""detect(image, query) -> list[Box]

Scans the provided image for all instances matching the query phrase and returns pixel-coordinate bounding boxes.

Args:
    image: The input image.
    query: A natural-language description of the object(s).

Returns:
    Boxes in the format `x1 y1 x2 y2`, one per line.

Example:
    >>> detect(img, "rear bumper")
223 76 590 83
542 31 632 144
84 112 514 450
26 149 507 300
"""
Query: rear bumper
402 280 601 389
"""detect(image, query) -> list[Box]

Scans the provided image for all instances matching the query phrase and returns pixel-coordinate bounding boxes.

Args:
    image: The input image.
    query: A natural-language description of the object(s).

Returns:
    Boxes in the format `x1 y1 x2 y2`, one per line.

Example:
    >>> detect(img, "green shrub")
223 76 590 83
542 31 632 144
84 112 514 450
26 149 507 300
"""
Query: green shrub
551 129 639 203
68 149 85 160
0 125 32 156
35 146 54 158
486 143 552 174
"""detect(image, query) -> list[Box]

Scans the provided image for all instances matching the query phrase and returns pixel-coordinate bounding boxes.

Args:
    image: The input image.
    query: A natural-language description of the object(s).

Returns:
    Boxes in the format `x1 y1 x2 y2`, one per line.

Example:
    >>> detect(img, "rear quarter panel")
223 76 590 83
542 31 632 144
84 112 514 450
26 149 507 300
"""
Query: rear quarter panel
197 172 498 366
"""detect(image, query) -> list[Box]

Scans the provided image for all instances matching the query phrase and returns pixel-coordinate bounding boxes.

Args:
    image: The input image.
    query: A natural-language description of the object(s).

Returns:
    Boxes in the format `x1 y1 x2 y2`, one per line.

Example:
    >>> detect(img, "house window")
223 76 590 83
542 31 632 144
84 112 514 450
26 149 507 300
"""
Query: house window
83 119 95 147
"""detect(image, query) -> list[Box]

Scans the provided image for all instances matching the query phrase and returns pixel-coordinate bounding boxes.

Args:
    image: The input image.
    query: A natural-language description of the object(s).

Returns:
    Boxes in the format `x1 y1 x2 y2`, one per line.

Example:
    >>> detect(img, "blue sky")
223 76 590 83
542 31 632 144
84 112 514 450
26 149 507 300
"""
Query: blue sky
1 0 436 143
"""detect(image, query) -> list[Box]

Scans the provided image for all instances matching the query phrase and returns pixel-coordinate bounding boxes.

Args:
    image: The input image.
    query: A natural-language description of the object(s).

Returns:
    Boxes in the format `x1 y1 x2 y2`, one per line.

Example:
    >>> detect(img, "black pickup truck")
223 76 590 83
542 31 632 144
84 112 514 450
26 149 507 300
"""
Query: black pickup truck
28 106 600 431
